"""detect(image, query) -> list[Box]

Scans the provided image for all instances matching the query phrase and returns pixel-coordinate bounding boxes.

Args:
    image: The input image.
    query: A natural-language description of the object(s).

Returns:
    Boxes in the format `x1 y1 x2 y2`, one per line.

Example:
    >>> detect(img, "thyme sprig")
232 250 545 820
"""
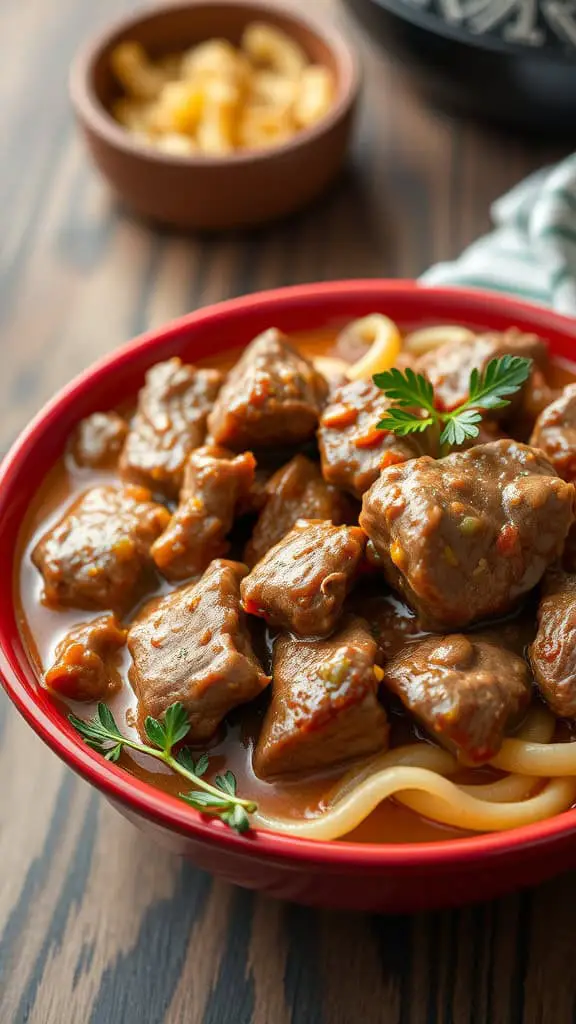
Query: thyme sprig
69 701 256 835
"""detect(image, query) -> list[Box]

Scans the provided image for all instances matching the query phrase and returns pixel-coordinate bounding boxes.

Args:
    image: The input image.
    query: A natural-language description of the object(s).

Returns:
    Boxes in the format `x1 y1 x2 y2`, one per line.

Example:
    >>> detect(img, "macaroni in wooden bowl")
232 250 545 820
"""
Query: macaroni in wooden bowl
110 23 336 155
69 1 359 229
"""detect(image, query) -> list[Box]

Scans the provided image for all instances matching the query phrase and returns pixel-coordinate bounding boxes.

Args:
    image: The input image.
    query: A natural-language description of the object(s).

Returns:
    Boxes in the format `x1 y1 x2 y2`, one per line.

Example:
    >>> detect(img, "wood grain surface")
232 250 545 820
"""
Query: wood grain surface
1 1 576 1021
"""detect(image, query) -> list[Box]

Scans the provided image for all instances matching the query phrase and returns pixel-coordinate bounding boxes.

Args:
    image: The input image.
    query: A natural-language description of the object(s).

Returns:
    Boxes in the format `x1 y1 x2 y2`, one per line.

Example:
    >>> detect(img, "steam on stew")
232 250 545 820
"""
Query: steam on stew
16 318 576 842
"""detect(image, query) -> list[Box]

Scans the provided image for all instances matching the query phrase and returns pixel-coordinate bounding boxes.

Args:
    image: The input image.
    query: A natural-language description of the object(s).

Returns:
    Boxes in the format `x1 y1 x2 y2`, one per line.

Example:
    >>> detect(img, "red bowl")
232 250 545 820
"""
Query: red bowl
3 280 576 913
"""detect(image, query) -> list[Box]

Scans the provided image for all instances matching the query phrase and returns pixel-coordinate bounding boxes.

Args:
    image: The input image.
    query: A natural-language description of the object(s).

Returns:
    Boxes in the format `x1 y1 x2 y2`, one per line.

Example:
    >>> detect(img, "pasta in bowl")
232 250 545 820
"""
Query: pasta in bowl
110 23 336 155
69 0 359 229
4 281 576 913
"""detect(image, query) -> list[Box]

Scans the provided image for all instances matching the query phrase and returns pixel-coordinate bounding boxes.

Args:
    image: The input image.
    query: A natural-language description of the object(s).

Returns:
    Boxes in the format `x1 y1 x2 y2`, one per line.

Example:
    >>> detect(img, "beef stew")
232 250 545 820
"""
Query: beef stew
16 317 576 844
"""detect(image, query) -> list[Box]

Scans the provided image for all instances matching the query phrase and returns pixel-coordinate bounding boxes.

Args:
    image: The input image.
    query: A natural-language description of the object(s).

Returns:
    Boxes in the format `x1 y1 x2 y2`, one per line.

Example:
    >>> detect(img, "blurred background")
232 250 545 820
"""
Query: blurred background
1 0 571 458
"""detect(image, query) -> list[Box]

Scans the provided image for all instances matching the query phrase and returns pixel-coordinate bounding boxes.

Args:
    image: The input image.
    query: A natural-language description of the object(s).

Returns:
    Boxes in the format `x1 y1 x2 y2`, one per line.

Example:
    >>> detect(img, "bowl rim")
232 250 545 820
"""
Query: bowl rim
4 279 576 871
69 0 361 168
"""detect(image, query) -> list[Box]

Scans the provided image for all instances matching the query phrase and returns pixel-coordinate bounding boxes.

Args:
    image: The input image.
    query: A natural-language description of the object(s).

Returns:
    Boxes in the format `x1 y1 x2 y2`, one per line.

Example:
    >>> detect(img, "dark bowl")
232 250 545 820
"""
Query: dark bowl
344 0 576 134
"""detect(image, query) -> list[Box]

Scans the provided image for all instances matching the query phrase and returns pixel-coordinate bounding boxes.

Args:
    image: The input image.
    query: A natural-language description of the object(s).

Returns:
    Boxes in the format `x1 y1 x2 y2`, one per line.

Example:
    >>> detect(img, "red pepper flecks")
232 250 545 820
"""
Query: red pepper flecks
242 597 268 620
497 524 520 556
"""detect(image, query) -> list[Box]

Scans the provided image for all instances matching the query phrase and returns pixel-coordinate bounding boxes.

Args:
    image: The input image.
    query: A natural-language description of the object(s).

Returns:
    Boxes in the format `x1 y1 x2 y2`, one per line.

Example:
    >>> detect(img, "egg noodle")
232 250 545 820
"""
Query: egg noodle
254 673 576 841
340 318 483 382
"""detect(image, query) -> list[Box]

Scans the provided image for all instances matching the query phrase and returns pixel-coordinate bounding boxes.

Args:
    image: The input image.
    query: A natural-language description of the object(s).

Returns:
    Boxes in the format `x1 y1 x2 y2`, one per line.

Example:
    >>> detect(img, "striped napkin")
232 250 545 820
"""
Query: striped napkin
421 153 576 316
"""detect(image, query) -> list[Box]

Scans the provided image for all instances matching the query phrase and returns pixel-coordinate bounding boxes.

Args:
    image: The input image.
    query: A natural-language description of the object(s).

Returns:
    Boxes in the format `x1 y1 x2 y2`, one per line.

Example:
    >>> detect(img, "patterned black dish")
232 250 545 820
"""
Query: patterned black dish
344 0 576 133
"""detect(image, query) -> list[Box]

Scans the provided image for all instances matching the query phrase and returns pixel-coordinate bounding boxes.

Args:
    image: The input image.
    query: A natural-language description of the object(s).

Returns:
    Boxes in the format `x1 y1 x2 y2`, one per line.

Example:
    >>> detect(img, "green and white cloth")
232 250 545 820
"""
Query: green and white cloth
421 153 576 315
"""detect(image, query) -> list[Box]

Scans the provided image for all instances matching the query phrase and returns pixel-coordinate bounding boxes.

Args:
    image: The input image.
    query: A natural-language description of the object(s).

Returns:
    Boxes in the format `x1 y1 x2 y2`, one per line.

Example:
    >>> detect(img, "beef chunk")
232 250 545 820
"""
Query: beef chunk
128 559 269 741
237 467 273 517
354 590 426 661
318 379 418 498
152 446 255 581
120 358 223 497
519 368 557 431
207 328 328 450
563 525 576 572
71 412 128 468
531 384 576 481
530 568 576 717
45 614 126 701
417 328 548 414
360 440 575 631
244 455 353 567
32 486 170 613
241 520 366 637
253 615 389 778
383 634 531 764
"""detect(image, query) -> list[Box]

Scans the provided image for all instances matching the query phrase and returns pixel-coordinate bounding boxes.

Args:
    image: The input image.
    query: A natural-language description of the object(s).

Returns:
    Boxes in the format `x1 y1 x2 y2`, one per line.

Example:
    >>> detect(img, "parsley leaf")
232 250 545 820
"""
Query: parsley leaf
461 355 532 411
162 702 190 750
97 703 123 738
176 748 209 777
144 715 166 750
104 743 123 763
373 366 435 411
440 409 483 447
373 355 532 452
215 771 237 797
193 752 210 778
182 791 230 809
222 805 251 834
377 408 435 436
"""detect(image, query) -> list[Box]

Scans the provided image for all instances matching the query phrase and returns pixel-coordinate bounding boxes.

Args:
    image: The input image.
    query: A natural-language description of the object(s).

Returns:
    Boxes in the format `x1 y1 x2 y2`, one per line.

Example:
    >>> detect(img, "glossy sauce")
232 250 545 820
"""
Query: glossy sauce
14 329 576 844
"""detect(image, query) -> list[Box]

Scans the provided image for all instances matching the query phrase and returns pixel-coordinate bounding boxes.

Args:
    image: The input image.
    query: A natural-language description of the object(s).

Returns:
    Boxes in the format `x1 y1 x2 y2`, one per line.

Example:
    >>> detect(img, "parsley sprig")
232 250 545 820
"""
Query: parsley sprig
69 702 257 835
374 355 532 451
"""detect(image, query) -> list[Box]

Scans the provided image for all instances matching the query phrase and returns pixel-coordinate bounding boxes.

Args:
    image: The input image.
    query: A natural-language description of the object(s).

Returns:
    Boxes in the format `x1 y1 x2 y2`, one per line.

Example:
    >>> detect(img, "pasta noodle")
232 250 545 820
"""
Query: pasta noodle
390 776 576 833
238 104 294 150
345 315 402 381
241 22 307 79
403 325 475 355
491 739 576 776
196 80 239 154
294 66 335 129
253 765 576 840
253 707 576 841
110 42 167 101
146 81 204 135
109 23 336 155
458 773 538 803
250 71 297 110
181 39 249 88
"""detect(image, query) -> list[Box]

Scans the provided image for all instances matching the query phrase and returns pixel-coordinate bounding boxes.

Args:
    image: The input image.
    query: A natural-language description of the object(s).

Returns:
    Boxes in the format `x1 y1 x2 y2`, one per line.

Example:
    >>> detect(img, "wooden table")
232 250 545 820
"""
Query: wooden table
2 1 575 1021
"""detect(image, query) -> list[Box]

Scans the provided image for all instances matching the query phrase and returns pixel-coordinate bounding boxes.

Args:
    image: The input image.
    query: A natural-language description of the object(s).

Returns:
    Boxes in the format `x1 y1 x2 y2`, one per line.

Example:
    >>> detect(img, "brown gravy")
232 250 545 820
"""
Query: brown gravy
14 331 576 844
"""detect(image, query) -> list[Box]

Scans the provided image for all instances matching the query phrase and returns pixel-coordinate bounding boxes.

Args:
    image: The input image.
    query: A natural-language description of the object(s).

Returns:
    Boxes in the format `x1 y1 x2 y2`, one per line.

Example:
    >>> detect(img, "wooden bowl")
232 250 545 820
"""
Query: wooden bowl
69 0 360 230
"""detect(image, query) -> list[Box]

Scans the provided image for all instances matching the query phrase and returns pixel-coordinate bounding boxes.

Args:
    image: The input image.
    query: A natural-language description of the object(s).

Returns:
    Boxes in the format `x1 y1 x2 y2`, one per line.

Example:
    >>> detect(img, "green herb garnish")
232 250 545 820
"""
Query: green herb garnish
374 355 532 452
69 701 256 835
